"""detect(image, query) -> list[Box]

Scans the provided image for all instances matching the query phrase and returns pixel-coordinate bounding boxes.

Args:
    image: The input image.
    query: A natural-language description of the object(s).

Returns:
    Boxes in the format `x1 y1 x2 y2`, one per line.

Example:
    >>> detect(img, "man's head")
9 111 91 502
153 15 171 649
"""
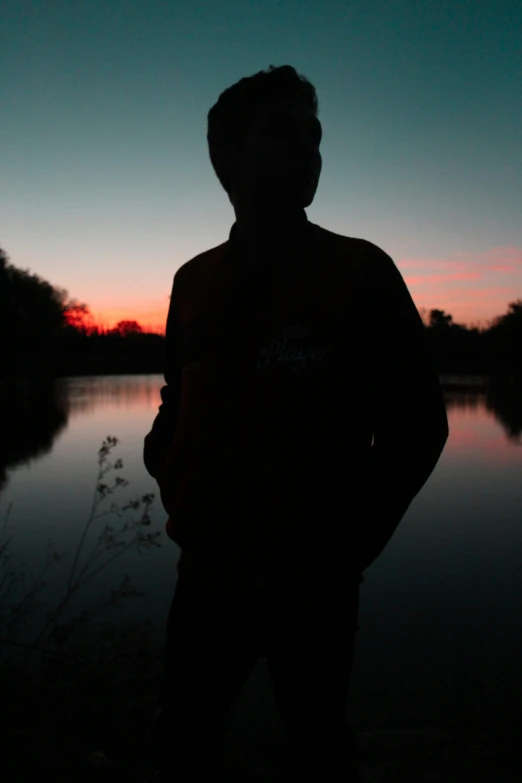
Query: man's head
207 65 322 215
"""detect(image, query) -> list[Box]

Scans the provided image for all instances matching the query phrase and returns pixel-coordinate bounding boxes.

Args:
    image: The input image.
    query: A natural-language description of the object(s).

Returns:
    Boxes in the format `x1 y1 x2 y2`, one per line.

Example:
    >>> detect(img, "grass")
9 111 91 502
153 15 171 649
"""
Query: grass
1 621 163 782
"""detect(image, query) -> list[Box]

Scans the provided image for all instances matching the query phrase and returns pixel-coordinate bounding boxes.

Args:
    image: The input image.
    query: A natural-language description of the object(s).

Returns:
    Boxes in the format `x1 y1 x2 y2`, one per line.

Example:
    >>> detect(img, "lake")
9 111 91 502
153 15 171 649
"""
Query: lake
1 373 521 725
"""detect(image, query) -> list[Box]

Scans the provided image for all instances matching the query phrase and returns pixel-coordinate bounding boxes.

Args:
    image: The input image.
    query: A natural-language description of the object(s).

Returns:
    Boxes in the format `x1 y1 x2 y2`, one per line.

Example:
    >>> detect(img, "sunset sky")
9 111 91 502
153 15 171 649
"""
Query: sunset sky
2 0 520 332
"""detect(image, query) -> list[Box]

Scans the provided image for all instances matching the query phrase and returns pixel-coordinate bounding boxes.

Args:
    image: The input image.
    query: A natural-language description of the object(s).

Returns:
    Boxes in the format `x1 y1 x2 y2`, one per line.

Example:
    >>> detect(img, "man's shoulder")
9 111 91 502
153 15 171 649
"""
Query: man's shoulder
314 224 392 264
311 224 395 288
171 225 394 292
173 239 229 290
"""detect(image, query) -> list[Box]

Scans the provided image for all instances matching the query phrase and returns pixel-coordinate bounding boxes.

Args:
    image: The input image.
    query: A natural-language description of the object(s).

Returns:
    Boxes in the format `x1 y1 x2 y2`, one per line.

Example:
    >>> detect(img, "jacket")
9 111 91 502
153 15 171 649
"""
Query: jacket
143 209 449 591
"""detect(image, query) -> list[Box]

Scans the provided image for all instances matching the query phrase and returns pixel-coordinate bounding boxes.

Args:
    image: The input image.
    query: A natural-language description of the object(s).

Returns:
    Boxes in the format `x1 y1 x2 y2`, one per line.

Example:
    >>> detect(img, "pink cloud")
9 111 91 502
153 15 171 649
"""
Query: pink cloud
489 264 514 273
394 245 522 326
405 272 483 286
453 246 522 265
398 246 522 272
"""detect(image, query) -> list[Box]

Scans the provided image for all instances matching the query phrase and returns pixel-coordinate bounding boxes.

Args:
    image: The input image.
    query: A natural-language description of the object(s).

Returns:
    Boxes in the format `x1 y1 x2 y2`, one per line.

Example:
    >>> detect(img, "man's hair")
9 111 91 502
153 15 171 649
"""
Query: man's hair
207 64 319 196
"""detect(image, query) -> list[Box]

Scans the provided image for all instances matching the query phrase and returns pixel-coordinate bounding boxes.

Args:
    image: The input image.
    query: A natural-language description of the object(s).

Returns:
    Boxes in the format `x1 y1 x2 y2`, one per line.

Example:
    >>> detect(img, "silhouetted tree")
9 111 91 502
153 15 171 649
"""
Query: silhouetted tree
0 247 8 275
484 299 522 377
62 299 93 333
112 320 143 337
488 299 522 330
1 245 520 380
0 247 94 377
1 248 63 374
429 309 453 329
0 248 9 353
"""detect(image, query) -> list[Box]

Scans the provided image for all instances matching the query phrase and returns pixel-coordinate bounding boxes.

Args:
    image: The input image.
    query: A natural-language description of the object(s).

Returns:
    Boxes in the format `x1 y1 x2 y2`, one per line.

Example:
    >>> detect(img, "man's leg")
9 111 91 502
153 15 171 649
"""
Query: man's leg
153 575 260 782
264 572 363 782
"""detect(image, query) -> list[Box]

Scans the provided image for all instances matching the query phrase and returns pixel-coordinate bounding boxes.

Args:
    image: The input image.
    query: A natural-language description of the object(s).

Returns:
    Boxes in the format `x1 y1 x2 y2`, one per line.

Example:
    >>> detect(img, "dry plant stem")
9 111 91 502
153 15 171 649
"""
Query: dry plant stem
0 436 158 668
66 436 119 594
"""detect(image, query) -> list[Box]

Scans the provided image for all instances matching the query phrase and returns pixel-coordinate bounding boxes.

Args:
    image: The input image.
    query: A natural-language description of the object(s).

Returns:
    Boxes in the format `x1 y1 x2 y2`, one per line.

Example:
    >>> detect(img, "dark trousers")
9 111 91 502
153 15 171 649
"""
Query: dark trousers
154 570 364 782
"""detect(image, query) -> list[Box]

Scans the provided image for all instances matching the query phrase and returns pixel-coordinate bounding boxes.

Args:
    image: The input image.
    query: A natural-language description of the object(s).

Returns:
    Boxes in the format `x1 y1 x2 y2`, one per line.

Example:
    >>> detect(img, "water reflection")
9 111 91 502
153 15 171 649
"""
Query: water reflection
0 372 521 724
443 376 522 443
486 375 522 442
1 374 520 498
61 373 522 445
63 374 162 417
0 378 69 494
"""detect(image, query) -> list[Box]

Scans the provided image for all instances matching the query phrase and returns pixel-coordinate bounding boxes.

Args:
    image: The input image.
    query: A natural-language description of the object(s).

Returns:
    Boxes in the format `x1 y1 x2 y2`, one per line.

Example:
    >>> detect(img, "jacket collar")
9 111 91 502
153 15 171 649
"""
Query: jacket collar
227 207 311 266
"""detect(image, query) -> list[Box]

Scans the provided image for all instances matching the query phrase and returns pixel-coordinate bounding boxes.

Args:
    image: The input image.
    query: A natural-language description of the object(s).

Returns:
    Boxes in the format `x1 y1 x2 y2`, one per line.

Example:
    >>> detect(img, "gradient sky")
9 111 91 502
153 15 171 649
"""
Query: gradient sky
2 0 521 332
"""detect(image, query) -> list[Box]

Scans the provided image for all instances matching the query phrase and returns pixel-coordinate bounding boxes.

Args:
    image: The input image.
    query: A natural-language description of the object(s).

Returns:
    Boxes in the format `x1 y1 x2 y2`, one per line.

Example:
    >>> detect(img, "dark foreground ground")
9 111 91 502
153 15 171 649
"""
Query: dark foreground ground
1 635 520 783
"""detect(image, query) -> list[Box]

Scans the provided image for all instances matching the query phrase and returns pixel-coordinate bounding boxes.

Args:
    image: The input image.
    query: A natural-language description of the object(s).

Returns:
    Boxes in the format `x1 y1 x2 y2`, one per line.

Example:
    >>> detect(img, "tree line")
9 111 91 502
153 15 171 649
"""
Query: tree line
1 246 520 380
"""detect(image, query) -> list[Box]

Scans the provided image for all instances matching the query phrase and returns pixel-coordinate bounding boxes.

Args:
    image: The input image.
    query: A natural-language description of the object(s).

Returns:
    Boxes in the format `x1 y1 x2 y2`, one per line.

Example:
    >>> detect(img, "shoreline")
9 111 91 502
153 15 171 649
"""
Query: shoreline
2 640 520 782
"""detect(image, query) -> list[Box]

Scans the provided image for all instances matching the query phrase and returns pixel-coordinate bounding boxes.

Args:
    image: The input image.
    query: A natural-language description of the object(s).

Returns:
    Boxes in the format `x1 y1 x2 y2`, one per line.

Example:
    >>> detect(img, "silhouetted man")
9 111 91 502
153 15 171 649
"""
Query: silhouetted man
143 64 449 783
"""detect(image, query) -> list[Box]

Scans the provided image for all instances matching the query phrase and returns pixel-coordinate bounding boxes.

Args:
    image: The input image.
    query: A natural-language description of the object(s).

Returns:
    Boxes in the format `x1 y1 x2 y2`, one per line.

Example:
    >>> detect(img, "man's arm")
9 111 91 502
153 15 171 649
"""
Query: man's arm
143 275 182 480
352 243 449 572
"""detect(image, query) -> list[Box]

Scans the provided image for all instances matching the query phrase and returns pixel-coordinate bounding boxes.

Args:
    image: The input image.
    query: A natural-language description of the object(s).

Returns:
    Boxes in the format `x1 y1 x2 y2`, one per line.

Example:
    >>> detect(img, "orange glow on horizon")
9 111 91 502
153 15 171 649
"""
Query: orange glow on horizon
87 244 522 334
92 306 168 334
91 298 511 334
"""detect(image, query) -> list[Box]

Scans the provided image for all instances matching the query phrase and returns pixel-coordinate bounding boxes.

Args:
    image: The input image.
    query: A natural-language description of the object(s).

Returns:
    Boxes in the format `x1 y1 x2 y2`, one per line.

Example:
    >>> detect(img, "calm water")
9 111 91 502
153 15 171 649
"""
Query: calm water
1 373 521 721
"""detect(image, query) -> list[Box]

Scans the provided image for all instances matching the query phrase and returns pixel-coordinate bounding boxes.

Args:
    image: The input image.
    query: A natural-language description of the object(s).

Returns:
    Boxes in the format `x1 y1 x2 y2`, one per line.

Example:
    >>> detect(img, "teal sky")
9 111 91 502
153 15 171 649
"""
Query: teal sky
2 0 521 331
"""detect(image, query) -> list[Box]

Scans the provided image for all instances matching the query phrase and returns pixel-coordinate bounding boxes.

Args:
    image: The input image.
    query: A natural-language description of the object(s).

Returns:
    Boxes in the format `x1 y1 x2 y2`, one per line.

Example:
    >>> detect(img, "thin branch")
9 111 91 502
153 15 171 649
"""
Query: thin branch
66 440 117 592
